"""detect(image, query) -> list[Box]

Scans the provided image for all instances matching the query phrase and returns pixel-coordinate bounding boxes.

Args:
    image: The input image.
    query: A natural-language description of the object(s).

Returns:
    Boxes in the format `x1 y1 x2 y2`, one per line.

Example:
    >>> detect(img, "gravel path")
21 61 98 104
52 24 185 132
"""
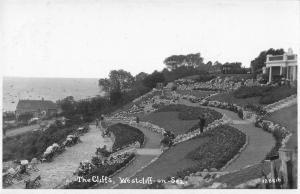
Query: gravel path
180 99 275 172
7 124 113 189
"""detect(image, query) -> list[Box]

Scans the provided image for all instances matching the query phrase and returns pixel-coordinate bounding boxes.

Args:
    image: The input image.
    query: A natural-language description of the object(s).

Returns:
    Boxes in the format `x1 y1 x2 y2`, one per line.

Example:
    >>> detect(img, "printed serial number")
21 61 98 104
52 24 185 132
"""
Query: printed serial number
262 178 282 183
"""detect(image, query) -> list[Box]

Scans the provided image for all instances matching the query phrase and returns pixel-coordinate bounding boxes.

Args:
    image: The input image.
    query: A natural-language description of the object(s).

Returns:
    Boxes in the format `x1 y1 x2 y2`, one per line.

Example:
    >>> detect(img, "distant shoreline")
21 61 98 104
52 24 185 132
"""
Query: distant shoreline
3 77 103 112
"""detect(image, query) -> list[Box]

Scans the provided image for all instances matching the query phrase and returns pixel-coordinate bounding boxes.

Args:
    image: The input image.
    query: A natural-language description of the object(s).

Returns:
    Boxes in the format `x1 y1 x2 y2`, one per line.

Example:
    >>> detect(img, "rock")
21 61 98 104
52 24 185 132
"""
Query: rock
203 169 208 172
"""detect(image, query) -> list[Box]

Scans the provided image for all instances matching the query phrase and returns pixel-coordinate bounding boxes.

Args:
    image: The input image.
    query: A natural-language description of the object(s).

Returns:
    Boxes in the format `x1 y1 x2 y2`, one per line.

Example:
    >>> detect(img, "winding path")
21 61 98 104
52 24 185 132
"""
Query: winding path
179 99 275 172
7 124 113 189
94 120 162 189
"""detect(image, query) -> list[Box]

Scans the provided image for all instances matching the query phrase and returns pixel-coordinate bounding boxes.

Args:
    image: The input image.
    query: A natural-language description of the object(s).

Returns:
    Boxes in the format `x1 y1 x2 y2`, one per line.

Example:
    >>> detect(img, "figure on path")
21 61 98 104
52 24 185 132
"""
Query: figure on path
95 118 99 129
136 116 140 124
198 114 206 133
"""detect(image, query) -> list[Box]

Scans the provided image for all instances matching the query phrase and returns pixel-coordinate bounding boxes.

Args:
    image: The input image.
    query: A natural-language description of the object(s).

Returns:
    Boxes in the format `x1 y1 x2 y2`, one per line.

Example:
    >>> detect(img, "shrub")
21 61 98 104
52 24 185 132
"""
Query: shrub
108 123 144 151
3 123 77 161
195 74 216 82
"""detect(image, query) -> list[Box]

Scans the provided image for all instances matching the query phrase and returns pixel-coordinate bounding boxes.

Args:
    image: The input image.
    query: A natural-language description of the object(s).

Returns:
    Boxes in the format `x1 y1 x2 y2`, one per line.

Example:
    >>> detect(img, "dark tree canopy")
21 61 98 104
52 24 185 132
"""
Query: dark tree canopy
98 69 134 93
163 53 204 70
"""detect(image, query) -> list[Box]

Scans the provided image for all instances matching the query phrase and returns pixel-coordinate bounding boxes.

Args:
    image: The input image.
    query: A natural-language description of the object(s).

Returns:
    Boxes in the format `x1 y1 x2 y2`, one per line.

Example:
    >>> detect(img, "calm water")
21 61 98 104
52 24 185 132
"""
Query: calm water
2 77 104 112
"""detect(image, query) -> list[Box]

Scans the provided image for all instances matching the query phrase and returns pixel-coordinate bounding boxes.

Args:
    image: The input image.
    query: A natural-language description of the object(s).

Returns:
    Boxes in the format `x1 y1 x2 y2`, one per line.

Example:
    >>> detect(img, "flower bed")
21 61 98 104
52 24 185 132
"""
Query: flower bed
175 125 246 179
108 123 145 152
255 119 291 160
63 152 135 189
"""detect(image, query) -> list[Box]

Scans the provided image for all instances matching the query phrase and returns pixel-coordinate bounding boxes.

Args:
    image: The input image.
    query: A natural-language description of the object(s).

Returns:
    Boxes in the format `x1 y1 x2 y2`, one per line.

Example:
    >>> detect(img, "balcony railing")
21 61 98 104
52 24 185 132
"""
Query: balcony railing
267 54 297 62
268 55 283 61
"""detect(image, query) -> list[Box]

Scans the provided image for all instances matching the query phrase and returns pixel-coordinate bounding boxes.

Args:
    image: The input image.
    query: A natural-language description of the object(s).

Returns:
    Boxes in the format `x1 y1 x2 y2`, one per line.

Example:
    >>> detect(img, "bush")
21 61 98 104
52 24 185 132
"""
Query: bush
3 123 78 161
195 74 216 82
108 123 144 151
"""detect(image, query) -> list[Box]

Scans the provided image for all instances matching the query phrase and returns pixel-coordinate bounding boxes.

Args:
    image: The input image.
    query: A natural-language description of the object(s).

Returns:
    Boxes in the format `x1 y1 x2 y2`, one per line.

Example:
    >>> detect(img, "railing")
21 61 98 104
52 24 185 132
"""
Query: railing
268 55 283 61
287 55 296 60
267 54 297 62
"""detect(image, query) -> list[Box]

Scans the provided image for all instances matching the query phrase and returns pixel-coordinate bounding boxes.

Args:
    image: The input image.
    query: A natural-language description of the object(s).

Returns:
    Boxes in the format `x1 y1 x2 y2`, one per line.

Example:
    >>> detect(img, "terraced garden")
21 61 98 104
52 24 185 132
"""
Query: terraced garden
117 125 246 189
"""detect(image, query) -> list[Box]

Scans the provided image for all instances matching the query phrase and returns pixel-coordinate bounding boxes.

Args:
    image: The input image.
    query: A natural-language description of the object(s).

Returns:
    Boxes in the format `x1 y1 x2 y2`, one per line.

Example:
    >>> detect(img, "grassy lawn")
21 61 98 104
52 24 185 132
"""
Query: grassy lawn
108 123 144 151
129 136 211 181
208 92 261 107
139 104 222 135
129 125 246 183
176 90 216 99
263 105 297 149
139 112 199 135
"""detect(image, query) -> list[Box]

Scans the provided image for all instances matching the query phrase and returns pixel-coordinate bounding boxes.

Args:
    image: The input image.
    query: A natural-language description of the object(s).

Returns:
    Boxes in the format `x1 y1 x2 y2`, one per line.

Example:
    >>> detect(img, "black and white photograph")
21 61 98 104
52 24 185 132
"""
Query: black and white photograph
1 0 299 191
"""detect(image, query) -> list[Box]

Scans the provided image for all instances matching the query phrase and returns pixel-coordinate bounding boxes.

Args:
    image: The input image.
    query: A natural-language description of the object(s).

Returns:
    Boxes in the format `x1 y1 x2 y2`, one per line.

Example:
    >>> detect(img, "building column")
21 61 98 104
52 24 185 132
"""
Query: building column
269 67 272 83
280 66 283 75
292 66 297 81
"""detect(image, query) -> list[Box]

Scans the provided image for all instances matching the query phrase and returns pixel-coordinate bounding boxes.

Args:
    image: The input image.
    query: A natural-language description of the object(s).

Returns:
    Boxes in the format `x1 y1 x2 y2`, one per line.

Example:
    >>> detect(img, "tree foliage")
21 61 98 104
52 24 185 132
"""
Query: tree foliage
142 71 165 88
163 53 204 70
98 69 135 93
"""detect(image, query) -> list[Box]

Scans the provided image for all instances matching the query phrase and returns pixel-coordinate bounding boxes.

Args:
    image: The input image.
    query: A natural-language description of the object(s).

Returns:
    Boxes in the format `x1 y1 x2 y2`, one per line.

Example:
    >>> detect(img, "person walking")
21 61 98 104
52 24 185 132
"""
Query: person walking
95 118 99 129
199 114 206 134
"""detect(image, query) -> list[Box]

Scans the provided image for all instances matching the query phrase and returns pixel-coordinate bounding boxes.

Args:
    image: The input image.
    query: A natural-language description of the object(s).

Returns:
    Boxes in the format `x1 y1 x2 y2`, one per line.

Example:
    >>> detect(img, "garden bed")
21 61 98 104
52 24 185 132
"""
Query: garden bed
128 125 246 184
108 123 145 152
64 153 135 189
233 85 297 105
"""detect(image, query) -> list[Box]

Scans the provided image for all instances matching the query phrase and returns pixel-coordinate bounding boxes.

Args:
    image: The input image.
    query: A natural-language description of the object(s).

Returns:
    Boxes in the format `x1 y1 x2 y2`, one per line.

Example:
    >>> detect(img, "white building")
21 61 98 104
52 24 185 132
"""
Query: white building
265 48 297 83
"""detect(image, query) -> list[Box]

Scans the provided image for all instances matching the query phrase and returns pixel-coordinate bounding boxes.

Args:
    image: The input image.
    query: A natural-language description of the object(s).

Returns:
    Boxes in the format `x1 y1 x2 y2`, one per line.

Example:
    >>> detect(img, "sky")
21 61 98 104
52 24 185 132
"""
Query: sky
1 0 299 78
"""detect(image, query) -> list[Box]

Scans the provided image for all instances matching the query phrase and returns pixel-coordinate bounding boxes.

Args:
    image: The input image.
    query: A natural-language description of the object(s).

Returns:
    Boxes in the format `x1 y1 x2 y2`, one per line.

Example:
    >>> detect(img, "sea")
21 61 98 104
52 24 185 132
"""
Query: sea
2 77 104 112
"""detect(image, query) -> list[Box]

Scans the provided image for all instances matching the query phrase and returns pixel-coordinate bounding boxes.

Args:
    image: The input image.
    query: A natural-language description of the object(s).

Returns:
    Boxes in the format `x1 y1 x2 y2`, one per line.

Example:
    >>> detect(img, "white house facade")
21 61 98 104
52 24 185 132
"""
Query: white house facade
265 49 297 83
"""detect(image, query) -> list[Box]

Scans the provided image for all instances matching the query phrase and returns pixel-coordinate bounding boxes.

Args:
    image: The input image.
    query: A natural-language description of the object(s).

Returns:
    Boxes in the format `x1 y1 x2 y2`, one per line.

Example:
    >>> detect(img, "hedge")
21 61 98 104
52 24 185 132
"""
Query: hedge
108 123 144 152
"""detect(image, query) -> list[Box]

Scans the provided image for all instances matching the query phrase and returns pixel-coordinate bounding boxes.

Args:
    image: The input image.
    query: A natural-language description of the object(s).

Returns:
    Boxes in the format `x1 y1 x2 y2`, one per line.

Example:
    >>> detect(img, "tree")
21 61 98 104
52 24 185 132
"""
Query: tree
251 48 284 75
109 82 123 105
163 53 204 70
143 71 165 88
98 69 135 93
135 72 148 82
98 78 111 94
109 70 135 91
57 96 77 116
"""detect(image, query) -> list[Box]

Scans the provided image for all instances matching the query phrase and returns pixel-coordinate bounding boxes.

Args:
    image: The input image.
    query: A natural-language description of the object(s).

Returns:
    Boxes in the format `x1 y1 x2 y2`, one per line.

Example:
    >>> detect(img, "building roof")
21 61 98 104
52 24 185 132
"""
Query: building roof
16 99 57 112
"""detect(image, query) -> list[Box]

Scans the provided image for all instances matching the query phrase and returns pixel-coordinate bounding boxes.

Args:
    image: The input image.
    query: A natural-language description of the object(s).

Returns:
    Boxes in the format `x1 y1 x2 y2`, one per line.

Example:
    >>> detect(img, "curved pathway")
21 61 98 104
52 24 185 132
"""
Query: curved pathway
94 120 162 189
179 99 275 172
7 124 113 189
